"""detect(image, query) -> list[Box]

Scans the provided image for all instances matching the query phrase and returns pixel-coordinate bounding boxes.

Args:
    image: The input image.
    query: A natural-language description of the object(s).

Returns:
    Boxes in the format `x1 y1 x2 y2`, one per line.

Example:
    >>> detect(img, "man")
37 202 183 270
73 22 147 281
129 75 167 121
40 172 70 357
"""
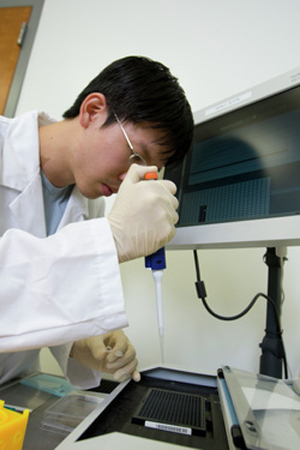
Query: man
0 56 193 387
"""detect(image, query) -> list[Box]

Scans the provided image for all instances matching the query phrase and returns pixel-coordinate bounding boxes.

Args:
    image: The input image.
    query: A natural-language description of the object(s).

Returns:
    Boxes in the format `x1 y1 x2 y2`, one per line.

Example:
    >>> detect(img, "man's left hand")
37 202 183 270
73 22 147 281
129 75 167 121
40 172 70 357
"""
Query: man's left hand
70 330 140 382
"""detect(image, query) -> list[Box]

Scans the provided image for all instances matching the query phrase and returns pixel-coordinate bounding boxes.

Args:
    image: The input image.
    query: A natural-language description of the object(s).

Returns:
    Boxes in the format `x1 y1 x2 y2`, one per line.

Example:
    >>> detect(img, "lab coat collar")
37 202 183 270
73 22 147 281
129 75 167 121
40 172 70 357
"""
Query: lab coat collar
0 111 54 191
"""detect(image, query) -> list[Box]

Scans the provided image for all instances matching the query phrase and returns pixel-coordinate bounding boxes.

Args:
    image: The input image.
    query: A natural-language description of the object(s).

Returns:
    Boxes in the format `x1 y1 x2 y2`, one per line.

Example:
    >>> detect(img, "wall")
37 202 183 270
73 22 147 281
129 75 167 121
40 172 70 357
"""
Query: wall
16 0 300 377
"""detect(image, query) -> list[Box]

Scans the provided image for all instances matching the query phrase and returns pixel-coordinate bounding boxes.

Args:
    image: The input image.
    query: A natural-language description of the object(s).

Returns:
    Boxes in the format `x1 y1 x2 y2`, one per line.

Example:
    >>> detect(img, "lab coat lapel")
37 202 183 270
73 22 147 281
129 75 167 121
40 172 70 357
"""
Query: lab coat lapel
9 171 47 238
1 111 47 237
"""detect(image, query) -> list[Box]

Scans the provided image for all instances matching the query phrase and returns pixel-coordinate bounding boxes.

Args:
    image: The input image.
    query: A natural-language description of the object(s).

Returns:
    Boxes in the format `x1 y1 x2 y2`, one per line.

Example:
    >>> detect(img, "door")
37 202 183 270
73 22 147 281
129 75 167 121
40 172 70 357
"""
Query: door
0 6 32 114
0 0 44 117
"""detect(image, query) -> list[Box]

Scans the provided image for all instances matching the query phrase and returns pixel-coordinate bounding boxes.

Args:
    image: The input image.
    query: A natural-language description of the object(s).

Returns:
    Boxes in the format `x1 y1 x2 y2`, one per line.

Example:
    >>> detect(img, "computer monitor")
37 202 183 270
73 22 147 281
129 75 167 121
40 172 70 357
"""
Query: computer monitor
166 66 300 250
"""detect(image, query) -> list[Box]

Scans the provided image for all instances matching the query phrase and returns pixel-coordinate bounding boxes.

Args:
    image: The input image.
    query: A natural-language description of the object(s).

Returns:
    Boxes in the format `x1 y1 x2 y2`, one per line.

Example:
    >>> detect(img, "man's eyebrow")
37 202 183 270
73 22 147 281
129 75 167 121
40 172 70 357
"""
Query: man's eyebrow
138 143 169 170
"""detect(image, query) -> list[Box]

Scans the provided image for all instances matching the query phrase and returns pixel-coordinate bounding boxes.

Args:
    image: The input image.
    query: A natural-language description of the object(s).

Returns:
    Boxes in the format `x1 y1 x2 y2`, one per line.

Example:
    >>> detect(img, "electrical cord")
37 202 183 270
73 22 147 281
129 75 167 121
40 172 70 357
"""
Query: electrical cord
193 249 288 379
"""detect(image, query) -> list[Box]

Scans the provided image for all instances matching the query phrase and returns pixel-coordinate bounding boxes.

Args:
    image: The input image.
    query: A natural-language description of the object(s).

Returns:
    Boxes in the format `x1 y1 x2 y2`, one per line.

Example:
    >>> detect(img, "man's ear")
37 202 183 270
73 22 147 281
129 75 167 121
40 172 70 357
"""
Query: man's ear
79 93 108 128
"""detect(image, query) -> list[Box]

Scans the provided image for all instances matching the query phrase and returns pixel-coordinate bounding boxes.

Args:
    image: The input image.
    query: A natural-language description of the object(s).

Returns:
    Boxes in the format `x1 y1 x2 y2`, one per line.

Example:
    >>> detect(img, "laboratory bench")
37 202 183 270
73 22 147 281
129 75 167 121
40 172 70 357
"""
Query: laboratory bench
0 368 229 450
3 366 297 450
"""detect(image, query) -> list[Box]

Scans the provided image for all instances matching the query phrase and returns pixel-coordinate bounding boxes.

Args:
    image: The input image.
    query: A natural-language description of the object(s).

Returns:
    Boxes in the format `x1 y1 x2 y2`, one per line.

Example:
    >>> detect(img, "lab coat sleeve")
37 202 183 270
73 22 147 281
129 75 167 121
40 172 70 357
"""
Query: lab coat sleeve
0 217 128 352
50 344 102 389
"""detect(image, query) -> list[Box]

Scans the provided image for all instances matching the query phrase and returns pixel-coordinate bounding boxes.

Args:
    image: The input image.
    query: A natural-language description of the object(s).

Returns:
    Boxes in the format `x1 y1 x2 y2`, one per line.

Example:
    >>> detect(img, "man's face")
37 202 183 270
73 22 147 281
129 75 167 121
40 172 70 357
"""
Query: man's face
72 116 171 199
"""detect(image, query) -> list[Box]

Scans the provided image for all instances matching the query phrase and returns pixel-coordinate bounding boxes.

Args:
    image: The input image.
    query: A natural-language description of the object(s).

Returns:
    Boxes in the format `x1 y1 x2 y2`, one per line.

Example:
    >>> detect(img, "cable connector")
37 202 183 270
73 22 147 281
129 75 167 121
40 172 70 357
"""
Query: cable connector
195 280 207 299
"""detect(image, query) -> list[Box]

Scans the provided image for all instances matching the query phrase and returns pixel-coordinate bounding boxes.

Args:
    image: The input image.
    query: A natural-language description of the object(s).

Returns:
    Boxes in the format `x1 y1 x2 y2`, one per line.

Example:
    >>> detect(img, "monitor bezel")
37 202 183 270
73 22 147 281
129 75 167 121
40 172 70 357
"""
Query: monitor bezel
166 66 300 250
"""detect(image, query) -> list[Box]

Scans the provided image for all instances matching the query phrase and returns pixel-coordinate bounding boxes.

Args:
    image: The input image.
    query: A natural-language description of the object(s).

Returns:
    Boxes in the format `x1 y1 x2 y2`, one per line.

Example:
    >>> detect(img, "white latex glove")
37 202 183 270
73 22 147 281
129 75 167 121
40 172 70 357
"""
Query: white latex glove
70 330 140 382
108 164 179 263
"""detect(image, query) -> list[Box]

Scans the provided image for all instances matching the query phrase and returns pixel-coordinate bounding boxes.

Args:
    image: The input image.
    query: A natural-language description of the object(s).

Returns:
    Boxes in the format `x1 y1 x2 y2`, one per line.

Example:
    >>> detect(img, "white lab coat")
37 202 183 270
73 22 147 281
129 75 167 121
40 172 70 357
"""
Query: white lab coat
0 111 128 387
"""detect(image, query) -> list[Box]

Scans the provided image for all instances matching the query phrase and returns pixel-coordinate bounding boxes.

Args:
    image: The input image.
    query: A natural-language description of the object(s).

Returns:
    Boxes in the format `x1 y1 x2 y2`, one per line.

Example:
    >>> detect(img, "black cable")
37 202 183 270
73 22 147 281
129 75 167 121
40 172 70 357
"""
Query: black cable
193 249 288 379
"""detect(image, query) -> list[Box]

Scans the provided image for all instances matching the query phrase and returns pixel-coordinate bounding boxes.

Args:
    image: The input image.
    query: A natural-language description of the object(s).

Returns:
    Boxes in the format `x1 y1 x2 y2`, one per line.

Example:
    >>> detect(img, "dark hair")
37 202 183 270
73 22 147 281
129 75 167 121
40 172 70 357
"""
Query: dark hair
63 56 194 166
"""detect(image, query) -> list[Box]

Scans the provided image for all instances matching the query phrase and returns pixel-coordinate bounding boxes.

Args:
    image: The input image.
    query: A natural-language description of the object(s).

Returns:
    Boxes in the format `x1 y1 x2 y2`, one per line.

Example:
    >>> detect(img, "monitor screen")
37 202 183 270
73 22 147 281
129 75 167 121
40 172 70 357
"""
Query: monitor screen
166 67 300 249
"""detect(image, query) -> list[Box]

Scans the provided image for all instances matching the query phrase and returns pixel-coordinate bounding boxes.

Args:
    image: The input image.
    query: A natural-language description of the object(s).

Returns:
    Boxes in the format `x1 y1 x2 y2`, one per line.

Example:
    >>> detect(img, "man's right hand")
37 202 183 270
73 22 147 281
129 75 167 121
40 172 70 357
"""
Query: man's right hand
108 164 178 263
